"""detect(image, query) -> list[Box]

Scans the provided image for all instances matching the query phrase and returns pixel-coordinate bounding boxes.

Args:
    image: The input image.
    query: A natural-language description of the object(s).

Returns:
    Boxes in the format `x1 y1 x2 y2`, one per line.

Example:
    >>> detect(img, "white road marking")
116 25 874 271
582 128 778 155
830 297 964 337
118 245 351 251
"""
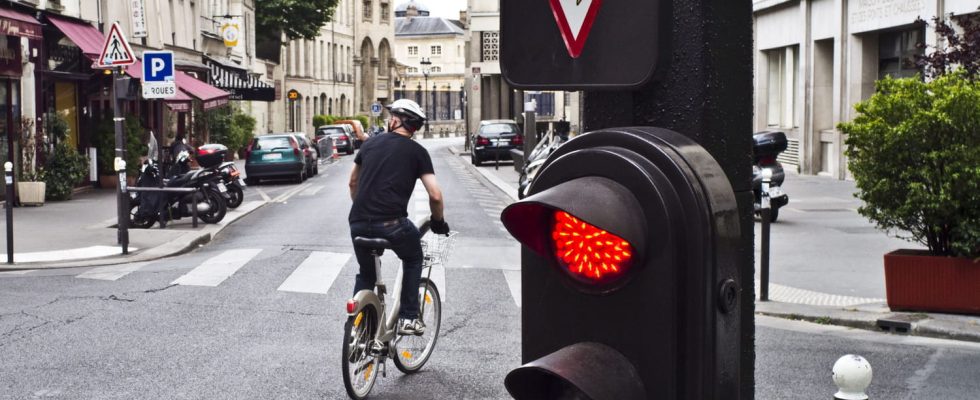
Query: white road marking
172 249 262 287
756 281 883 306
77 262 149 281
255 188 271 202
273 182 313 203
0 270 32 276
278 251 351 294
503 270 521 307
299 185 324 196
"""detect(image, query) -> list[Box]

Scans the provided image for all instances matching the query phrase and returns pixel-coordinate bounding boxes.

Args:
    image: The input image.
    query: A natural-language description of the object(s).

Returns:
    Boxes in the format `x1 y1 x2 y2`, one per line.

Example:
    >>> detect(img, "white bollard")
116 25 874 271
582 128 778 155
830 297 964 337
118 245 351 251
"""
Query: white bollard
832 355 872 400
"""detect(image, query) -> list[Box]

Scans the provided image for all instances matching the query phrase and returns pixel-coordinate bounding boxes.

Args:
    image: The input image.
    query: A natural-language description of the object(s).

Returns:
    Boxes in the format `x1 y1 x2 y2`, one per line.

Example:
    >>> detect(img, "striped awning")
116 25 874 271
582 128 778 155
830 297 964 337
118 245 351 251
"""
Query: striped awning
205 56 274 102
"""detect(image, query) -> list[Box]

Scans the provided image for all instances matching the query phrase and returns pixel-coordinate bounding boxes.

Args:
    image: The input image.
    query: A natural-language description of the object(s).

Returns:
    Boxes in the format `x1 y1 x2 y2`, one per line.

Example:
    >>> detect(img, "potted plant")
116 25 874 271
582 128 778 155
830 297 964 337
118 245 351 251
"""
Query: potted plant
16 118 45 206
37 113 88 201
93 116 143 188
838 68 980 314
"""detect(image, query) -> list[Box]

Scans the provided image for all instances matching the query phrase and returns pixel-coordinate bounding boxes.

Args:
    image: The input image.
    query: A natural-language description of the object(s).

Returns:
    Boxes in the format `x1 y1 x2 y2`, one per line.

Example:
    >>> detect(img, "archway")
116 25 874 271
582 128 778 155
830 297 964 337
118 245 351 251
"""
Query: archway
378 39 393 102
340 94 347 116
320 93 327 115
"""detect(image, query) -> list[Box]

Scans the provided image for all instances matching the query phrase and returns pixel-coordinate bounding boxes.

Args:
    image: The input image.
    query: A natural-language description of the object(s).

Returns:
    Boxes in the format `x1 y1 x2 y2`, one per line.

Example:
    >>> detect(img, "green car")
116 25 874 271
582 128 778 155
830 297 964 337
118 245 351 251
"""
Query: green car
244 134 308 184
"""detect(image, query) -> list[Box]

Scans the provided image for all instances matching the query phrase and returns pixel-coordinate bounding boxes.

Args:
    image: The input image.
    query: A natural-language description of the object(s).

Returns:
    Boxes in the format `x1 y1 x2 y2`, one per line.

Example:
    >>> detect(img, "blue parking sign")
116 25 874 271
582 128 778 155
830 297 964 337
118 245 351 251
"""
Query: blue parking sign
142 51 174 83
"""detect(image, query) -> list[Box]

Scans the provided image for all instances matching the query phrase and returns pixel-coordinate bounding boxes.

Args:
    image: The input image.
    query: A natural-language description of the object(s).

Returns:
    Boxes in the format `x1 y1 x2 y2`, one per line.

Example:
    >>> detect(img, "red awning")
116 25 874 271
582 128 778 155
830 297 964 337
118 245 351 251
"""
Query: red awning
0 7 42 40
176 70 230 109
125 61 227 110
47 15 105 60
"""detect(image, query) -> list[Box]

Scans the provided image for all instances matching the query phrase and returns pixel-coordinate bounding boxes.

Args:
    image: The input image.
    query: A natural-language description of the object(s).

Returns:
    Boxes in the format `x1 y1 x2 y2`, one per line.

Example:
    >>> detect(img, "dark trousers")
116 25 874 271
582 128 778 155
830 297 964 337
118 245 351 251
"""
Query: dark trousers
350 217 424 320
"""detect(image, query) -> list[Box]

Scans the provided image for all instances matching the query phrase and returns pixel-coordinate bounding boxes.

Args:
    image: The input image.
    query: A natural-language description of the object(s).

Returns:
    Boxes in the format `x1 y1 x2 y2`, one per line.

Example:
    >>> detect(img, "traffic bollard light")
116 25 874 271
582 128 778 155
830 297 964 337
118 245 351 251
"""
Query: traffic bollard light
500 127 742 399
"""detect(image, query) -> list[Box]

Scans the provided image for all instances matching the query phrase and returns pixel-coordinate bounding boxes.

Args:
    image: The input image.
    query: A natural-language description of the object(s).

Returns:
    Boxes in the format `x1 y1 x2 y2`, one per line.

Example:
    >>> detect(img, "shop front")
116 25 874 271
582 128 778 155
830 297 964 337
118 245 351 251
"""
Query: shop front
0 6 41 201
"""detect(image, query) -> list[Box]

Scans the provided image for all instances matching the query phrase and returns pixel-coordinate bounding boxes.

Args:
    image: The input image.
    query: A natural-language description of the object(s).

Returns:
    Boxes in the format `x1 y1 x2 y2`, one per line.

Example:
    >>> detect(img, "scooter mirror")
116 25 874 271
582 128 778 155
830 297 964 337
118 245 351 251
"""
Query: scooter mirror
147 131 159 162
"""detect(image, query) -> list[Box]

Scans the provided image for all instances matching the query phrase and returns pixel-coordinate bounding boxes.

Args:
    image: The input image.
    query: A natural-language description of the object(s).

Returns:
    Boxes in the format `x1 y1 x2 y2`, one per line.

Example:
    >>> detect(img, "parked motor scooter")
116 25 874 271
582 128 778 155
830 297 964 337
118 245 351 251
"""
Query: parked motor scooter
752 131 790 222
130 141 228 228
216 160 246 209
518 131 568 199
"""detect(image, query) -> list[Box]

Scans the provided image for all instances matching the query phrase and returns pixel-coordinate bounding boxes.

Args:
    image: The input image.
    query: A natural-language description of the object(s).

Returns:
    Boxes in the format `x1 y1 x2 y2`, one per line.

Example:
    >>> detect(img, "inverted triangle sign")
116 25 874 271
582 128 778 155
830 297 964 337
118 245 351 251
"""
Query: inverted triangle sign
549 0 603 59
97 22 136 68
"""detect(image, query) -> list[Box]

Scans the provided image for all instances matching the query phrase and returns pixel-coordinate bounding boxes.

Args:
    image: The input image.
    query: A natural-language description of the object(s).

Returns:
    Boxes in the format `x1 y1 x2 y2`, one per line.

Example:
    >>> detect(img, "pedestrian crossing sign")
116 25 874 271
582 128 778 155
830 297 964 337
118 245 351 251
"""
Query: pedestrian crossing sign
97 22 136 68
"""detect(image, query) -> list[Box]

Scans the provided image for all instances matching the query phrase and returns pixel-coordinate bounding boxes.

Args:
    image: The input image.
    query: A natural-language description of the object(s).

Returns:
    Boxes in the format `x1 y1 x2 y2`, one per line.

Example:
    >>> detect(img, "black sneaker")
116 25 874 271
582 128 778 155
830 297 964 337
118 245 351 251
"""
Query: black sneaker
398 319 425 336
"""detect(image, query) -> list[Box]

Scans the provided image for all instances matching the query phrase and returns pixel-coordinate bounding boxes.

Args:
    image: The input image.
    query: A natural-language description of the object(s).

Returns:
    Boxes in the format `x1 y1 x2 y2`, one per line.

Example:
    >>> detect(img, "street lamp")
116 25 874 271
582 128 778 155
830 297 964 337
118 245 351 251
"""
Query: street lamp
420 57 431 133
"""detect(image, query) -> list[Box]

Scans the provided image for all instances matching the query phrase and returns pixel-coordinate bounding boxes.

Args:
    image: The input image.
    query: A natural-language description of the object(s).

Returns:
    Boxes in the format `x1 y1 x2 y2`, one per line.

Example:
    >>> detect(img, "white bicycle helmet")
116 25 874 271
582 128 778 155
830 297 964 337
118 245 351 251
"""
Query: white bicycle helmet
386 99 427 132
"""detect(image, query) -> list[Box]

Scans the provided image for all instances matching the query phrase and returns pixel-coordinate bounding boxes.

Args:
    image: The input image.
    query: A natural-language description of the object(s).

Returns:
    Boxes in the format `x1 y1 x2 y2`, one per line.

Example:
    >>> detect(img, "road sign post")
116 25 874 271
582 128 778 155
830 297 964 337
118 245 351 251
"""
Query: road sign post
98 23 136 254
501 0 755 398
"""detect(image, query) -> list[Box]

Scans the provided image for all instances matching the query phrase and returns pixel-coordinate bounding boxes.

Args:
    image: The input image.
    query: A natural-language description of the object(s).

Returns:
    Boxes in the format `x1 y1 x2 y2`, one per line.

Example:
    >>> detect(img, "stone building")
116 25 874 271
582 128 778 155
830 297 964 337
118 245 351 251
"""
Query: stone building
753 0 979 179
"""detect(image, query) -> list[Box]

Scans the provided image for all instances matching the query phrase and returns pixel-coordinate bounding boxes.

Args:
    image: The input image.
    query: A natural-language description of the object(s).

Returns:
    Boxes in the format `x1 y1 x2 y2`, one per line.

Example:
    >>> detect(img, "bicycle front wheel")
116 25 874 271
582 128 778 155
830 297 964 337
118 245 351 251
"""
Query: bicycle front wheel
342 306 379 399
392 279 442 374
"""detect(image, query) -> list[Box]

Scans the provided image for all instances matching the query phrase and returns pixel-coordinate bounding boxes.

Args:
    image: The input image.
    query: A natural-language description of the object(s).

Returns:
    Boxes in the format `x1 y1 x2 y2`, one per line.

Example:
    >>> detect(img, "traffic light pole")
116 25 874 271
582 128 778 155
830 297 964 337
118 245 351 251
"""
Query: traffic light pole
578 1 755 397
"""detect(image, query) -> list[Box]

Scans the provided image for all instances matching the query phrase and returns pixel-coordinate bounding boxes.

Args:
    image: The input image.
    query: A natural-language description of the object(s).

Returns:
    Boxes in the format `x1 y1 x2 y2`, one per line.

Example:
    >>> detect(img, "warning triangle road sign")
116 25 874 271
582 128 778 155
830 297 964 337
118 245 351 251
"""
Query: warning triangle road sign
97 22 136 68
549 0 603 59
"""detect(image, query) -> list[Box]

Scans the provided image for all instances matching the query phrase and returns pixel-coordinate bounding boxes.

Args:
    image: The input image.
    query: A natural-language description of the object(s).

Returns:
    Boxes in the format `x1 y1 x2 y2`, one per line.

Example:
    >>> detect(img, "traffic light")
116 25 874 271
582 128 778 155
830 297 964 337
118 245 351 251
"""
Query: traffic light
501 127 742 399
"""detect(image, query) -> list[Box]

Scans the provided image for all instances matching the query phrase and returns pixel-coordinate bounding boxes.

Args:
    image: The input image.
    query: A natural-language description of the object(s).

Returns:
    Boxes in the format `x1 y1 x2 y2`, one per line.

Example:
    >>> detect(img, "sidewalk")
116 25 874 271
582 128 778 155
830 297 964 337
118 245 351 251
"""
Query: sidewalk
447 144 980 343
0 187 265 270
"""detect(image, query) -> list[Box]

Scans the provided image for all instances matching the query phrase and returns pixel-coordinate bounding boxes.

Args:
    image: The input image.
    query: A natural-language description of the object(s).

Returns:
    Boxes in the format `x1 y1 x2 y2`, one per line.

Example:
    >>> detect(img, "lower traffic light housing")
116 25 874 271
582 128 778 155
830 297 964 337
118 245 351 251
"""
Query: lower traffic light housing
505 342 646 400
501 127 742 399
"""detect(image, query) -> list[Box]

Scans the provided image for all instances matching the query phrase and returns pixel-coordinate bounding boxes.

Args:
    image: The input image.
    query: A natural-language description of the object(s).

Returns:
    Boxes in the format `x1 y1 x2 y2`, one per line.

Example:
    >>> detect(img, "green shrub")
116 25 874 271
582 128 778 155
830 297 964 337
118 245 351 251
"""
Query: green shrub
91 116 144 176
208 107 257 156
838 70 980 258
312 114 330 129
43 141 89 201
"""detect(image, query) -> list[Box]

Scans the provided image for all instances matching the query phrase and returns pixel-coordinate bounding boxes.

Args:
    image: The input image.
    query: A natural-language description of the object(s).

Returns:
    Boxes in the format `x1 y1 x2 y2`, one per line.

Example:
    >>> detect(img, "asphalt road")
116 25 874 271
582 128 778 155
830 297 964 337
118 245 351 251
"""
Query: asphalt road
1 138 978 399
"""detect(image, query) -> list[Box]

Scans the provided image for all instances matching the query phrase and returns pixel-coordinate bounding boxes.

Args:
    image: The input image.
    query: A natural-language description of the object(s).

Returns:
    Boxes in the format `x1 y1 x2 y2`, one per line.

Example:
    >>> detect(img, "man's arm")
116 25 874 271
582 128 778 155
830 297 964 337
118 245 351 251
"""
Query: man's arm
420 173 444 221
348 164 360 201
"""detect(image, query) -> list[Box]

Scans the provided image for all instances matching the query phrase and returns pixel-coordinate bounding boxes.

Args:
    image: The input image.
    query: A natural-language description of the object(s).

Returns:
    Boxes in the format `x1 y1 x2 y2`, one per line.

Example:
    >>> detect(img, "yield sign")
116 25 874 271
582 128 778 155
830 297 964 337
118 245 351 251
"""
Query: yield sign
97 22 136 68
549 0 603 58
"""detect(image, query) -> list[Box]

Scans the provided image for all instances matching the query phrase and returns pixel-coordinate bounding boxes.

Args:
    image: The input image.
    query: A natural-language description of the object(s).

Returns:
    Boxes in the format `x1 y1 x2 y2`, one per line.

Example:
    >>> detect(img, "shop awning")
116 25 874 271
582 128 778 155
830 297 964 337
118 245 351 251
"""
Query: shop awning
0 7 42 40
205 56 275 102
47 15 105 60
125 60 228 110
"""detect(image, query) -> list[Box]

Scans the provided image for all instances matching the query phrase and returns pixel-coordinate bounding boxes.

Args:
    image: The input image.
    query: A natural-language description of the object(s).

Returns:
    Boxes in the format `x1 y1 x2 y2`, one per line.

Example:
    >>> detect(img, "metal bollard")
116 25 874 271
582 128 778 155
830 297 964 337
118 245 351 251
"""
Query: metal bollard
760 168 772 301
115 158 129 255
4 162 13 264
833 355 872 399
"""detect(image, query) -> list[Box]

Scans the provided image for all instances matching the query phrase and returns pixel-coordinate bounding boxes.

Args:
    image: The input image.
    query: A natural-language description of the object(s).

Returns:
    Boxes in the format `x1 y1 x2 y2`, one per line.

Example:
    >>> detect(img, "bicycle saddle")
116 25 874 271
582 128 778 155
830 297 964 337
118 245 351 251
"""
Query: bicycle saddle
354 237 391 252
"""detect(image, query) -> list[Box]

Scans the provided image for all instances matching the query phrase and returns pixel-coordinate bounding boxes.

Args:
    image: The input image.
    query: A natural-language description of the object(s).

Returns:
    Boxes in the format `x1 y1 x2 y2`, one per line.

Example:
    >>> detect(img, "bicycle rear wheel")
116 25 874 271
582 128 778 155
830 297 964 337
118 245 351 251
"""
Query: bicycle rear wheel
342 306 379 399
392 279 442 374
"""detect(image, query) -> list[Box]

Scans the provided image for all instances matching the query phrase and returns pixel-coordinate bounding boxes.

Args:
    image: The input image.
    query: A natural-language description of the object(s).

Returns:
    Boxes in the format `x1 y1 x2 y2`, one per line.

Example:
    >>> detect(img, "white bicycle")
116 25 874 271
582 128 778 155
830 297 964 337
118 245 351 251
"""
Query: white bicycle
341 218 457 399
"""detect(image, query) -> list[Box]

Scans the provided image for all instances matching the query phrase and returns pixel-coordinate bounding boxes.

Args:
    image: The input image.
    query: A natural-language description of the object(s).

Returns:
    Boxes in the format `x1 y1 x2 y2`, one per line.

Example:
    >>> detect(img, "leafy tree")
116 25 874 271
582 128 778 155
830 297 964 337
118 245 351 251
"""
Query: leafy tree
43 141 89 201
915 13 980 79
256 0 340 41
838 71 980 258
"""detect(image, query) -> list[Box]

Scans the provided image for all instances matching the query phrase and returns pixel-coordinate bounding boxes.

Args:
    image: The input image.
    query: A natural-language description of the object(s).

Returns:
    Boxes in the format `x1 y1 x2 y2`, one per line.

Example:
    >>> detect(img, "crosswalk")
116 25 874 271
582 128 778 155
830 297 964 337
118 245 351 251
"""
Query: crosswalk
7 246 523 307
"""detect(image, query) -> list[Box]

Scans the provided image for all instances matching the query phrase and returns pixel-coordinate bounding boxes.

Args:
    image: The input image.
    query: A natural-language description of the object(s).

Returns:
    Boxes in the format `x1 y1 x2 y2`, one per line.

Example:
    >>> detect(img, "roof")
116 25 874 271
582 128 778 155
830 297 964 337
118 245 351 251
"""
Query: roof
395 0 430 14
395 17 465 37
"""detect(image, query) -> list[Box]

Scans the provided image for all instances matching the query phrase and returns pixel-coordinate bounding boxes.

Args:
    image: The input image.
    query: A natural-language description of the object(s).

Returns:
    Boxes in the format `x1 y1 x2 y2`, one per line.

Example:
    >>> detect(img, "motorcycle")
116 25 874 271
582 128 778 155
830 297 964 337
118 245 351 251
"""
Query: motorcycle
130 140 228 228
216 161 246 209
518 131 569 199
752 131 790 222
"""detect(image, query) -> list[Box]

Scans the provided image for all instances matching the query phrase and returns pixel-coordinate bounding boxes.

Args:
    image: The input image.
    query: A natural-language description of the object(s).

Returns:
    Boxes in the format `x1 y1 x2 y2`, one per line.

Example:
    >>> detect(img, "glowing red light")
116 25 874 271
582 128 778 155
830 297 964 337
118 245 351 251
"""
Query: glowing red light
551 211 633 283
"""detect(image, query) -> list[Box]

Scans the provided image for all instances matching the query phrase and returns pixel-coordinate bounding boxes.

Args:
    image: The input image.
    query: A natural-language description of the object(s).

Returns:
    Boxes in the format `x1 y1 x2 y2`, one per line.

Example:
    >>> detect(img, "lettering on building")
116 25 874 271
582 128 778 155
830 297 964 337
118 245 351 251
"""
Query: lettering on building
850 0 925 25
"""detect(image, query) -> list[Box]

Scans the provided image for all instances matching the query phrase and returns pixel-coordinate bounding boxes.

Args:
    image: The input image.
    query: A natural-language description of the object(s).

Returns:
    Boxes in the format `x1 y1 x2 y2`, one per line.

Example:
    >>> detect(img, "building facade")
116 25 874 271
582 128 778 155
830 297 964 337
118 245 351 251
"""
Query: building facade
394 1 467 133
753 0 979 179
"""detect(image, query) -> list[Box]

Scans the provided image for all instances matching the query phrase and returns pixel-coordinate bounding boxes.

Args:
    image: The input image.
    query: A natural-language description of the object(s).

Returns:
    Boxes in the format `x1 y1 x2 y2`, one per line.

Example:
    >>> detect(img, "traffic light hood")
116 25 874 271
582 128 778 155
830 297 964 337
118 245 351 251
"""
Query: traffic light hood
505 342 647 400
501 175 646 266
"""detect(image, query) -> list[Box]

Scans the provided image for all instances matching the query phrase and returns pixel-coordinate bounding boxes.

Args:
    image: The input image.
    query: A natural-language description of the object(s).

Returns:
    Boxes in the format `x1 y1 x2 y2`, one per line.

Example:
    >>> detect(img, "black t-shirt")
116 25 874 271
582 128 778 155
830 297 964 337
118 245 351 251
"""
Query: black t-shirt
349 132 434 222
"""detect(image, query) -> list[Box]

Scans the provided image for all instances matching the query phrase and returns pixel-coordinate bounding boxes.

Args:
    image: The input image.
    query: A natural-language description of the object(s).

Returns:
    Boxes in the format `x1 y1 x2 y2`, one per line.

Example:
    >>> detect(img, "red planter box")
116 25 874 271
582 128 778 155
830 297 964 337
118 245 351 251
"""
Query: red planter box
884 249 980 315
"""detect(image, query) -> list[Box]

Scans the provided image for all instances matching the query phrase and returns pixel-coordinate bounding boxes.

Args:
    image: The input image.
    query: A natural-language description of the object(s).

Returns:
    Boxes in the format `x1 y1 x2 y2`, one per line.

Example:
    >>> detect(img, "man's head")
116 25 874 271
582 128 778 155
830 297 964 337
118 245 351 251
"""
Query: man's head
386 99 427 136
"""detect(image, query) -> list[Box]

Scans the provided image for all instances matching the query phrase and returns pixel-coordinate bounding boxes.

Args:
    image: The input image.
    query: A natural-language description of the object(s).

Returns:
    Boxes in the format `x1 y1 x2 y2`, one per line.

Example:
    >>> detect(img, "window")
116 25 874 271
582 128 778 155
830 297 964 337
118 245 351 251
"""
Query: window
430 45 442 56
878 27 925 80
430 66 441 73
408 46 418 56
766 46 797 128
408 67 419 73
482 31 499 61
381 3 390 23
363 0 372 21
524 92 555 117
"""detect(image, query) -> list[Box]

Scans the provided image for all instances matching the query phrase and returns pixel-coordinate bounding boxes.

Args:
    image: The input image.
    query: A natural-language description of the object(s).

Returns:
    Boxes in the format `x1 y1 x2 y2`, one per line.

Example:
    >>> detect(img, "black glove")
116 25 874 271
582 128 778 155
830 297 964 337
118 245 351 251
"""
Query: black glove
431 218 450 235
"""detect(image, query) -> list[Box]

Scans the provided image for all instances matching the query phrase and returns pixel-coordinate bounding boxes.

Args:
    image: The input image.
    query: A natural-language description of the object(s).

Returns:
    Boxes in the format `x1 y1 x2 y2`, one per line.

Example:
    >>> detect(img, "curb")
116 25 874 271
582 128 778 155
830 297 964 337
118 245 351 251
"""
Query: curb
0 200 268 271
756 301 980 343
449 146 519 202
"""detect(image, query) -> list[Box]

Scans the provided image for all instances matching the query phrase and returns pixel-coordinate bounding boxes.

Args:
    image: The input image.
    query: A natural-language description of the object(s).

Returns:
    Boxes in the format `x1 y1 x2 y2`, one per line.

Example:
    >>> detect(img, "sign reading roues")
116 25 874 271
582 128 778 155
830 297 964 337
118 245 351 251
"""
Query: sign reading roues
97 22 136 68
501 0 659 89
370 102 382 117
141 51 176 99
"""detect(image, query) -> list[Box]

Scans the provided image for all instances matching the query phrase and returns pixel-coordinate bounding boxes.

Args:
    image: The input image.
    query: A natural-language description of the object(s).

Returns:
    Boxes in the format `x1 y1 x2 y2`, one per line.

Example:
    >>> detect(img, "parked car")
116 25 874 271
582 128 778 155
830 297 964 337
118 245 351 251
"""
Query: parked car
291 133 319 177
470 119 523 166
334 119 368 149
244 134 308 184
316 124 355 155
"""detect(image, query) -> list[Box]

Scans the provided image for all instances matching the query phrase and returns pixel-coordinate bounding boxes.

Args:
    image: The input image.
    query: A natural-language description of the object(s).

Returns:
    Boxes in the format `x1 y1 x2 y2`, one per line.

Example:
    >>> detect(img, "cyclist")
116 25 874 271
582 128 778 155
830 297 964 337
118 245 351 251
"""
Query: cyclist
348 98 450 336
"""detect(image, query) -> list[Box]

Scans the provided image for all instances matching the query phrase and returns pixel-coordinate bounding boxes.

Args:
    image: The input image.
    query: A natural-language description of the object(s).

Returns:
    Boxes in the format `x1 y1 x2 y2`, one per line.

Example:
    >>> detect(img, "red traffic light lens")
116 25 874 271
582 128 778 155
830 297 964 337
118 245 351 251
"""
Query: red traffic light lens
552 211 633 283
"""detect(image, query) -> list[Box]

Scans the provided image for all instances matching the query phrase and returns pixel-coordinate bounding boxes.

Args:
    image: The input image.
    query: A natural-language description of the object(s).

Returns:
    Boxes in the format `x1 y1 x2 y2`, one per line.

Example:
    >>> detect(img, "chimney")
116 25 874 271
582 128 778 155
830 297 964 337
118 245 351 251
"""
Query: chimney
406 4 419 18
459 10 468 28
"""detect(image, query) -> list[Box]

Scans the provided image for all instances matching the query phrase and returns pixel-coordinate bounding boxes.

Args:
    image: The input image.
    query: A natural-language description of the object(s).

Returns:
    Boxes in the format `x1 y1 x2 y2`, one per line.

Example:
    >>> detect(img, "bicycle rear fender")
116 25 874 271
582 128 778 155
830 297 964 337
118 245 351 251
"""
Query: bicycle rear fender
348 289 382 318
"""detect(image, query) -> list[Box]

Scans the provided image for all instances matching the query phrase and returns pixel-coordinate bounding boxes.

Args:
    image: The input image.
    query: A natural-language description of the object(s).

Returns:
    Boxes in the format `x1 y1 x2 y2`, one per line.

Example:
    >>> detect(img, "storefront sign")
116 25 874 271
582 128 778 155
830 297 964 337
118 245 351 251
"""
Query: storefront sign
849 0 927 34
221 22 240 47
131 0 148 38
0 12 41 40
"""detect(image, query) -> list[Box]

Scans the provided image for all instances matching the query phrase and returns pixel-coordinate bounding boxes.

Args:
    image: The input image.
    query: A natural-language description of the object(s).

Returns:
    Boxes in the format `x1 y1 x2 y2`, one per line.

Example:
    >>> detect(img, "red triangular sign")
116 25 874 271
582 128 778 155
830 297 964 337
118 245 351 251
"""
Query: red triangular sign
97 22 136 68
549 0 603 59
